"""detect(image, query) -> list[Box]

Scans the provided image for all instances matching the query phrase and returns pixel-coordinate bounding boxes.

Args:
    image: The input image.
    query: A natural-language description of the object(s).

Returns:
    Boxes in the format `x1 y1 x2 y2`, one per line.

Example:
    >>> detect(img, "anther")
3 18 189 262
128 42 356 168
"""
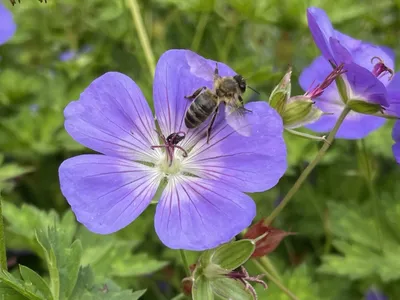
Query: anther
151 130 188 166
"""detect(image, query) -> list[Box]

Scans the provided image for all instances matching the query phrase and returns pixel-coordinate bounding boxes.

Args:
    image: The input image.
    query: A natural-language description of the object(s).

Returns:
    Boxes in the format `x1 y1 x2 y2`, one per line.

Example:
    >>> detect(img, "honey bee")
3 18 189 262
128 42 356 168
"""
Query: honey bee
184 61 252 143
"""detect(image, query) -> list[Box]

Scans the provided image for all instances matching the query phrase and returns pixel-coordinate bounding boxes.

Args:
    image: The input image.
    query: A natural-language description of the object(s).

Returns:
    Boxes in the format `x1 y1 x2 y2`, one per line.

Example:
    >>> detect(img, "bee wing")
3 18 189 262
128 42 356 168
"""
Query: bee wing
224 104 251 137
185 51 215 82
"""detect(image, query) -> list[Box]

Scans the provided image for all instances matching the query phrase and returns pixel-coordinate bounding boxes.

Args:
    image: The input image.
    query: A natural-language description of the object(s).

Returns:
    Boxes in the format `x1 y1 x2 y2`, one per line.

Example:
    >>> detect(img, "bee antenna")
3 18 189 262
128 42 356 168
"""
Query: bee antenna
248 85 260 95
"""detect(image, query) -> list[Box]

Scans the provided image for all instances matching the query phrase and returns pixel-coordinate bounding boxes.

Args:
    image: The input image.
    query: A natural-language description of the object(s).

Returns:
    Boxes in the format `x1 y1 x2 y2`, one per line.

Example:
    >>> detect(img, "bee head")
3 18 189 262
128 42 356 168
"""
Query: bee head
234 75 246 93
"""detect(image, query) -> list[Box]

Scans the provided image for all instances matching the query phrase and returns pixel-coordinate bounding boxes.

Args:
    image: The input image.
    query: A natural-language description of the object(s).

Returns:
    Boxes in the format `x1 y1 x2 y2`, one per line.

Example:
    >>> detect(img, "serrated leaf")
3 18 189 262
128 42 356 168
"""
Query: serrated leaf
19 265 53 300
318 201 400 282
192 276 213 300
211 240 255 271
211 278 252 300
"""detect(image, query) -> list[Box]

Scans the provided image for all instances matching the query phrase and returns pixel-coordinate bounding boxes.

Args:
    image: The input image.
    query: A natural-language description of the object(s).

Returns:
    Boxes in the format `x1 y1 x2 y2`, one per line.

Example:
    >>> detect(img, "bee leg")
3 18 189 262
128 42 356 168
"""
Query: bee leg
185 86 206 100
239 95 252 113
214 63 221 81
206 106 219 144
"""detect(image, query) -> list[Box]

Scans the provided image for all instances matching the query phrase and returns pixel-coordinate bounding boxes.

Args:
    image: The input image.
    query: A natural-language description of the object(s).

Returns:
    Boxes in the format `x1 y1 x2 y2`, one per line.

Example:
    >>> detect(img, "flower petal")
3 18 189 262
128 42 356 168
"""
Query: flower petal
153 49 236 143
59 154 161 234
330 38 352 64
392 120 400 143
0 3 16 45
300 58 387 139
154 176 255 250
307 7 335 61
345 63 388 106
386 73 400 116
64 72 159 162
182 101 287 193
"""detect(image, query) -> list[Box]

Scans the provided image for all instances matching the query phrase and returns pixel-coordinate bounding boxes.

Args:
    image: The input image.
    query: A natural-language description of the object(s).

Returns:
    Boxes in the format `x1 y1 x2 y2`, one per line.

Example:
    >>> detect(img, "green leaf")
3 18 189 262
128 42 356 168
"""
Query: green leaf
255 264 322 300
35 226 83 299
0 270 43 300
69 266 95 300
211 278 252 300
192 276 214 300
211 240 255 271
318 201 400 282
19 265 53 300
78 227 167 277
0 283 29 300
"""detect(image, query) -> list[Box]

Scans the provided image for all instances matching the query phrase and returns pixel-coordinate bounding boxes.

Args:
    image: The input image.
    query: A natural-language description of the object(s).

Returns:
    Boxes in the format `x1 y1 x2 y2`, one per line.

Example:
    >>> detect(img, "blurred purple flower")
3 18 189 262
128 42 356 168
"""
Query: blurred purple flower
58 49 287 250
300 7 399 139
365 288 388 300
0 2 16 45
59 45 92 61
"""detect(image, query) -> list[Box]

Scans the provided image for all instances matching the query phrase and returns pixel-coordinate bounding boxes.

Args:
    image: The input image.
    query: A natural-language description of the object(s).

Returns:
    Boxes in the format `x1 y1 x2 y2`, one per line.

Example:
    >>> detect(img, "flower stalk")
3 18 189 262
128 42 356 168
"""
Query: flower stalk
0 197 7 271
180 249 190 277
127 0 156 77
265 106 351 224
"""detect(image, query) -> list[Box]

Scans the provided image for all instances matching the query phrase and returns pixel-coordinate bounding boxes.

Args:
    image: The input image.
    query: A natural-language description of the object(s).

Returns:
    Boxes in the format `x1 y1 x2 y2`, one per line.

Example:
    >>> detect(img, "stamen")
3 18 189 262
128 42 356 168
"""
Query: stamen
305 63 346 99
371 56 394 80
151 130 188 166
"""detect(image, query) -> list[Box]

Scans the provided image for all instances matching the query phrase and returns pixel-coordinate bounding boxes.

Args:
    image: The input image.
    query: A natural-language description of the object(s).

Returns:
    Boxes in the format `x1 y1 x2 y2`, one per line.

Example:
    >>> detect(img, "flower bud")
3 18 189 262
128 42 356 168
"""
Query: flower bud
269 67 292 115
282 96 324 129
347 99 383 114
190 240 266 299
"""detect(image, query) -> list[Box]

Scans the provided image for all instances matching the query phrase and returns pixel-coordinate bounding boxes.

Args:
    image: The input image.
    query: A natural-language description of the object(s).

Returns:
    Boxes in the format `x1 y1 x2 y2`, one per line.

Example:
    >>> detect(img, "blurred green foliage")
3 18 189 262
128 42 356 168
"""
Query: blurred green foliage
1 0 400 299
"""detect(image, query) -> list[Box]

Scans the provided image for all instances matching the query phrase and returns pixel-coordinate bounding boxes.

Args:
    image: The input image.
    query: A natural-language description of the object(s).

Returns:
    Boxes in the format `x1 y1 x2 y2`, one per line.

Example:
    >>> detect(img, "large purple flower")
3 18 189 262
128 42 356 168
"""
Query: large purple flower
58 50 287 250
300 7 396 139
0 2 16 45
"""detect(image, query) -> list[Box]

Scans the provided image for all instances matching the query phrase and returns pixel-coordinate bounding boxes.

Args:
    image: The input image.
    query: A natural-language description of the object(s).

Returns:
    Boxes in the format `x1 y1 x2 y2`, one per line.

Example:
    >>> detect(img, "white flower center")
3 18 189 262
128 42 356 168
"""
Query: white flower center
156 152 184 176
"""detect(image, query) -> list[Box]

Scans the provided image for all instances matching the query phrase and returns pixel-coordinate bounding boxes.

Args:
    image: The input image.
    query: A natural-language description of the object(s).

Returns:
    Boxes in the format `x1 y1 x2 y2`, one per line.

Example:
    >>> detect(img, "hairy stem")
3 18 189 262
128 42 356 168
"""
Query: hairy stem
252 259 299 300
127 0 156 77
180 249 190 277
265 106 351 224
0 197 7 271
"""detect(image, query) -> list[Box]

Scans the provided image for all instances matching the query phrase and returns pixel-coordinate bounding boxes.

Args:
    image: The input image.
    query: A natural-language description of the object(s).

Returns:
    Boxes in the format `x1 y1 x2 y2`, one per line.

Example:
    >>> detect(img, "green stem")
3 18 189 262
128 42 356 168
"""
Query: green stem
180 249 190 277
127 0 156 77
191 12 210 52
252 260 299 300
265 106 351 224
0 197 7 271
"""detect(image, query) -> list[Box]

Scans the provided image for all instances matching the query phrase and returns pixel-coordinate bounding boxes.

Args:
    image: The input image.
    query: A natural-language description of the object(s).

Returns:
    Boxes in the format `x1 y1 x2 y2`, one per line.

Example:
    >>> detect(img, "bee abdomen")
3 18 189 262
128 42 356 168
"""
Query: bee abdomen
185 95 216 128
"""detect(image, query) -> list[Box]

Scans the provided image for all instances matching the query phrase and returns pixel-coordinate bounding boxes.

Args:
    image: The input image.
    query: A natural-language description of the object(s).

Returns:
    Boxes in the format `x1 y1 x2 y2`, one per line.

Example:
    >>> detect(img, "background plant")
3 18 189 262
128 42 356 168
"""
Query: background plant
0 0 399 299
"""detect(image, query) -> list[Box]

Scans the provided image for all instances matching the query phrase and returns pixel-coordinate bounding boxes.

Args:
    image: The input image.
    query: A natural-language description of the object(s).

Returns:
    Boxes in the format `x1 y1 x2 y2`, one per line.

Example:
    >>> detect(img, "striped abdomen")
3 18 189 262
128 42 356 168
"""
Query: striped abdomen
185 92 217 128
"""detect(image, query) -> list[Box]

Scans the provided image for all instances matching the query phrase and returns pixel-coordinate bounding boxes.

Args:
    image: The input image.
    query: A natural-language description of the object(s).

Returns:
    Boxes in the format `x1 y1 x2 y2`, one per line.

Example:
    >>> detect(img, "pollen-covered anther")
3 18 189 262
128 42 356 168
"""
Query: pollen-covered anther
305 63 346 99
371 56 394 80
151 130 188 166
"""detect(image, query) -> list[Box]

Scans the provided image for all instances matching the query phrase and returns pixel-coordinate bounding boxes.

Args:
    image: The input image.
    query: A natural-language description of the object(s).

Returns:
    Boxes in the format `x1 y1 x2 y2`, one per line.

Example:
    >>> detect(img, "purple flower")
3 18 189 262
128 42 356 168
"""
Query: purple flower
365 288 388 300
300 7 396 139
58 50 287 250
59 45 92 61
0 2 16 45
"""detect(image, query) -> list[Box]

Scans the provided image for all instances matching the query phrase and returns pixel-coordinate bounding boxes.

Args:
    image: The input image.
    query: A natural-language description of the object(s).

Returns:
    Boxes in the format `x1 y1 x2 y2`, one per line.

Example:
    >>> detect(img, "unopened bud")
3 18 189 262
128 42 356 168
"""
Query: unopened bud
282 97 324 129
269 67 292 115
